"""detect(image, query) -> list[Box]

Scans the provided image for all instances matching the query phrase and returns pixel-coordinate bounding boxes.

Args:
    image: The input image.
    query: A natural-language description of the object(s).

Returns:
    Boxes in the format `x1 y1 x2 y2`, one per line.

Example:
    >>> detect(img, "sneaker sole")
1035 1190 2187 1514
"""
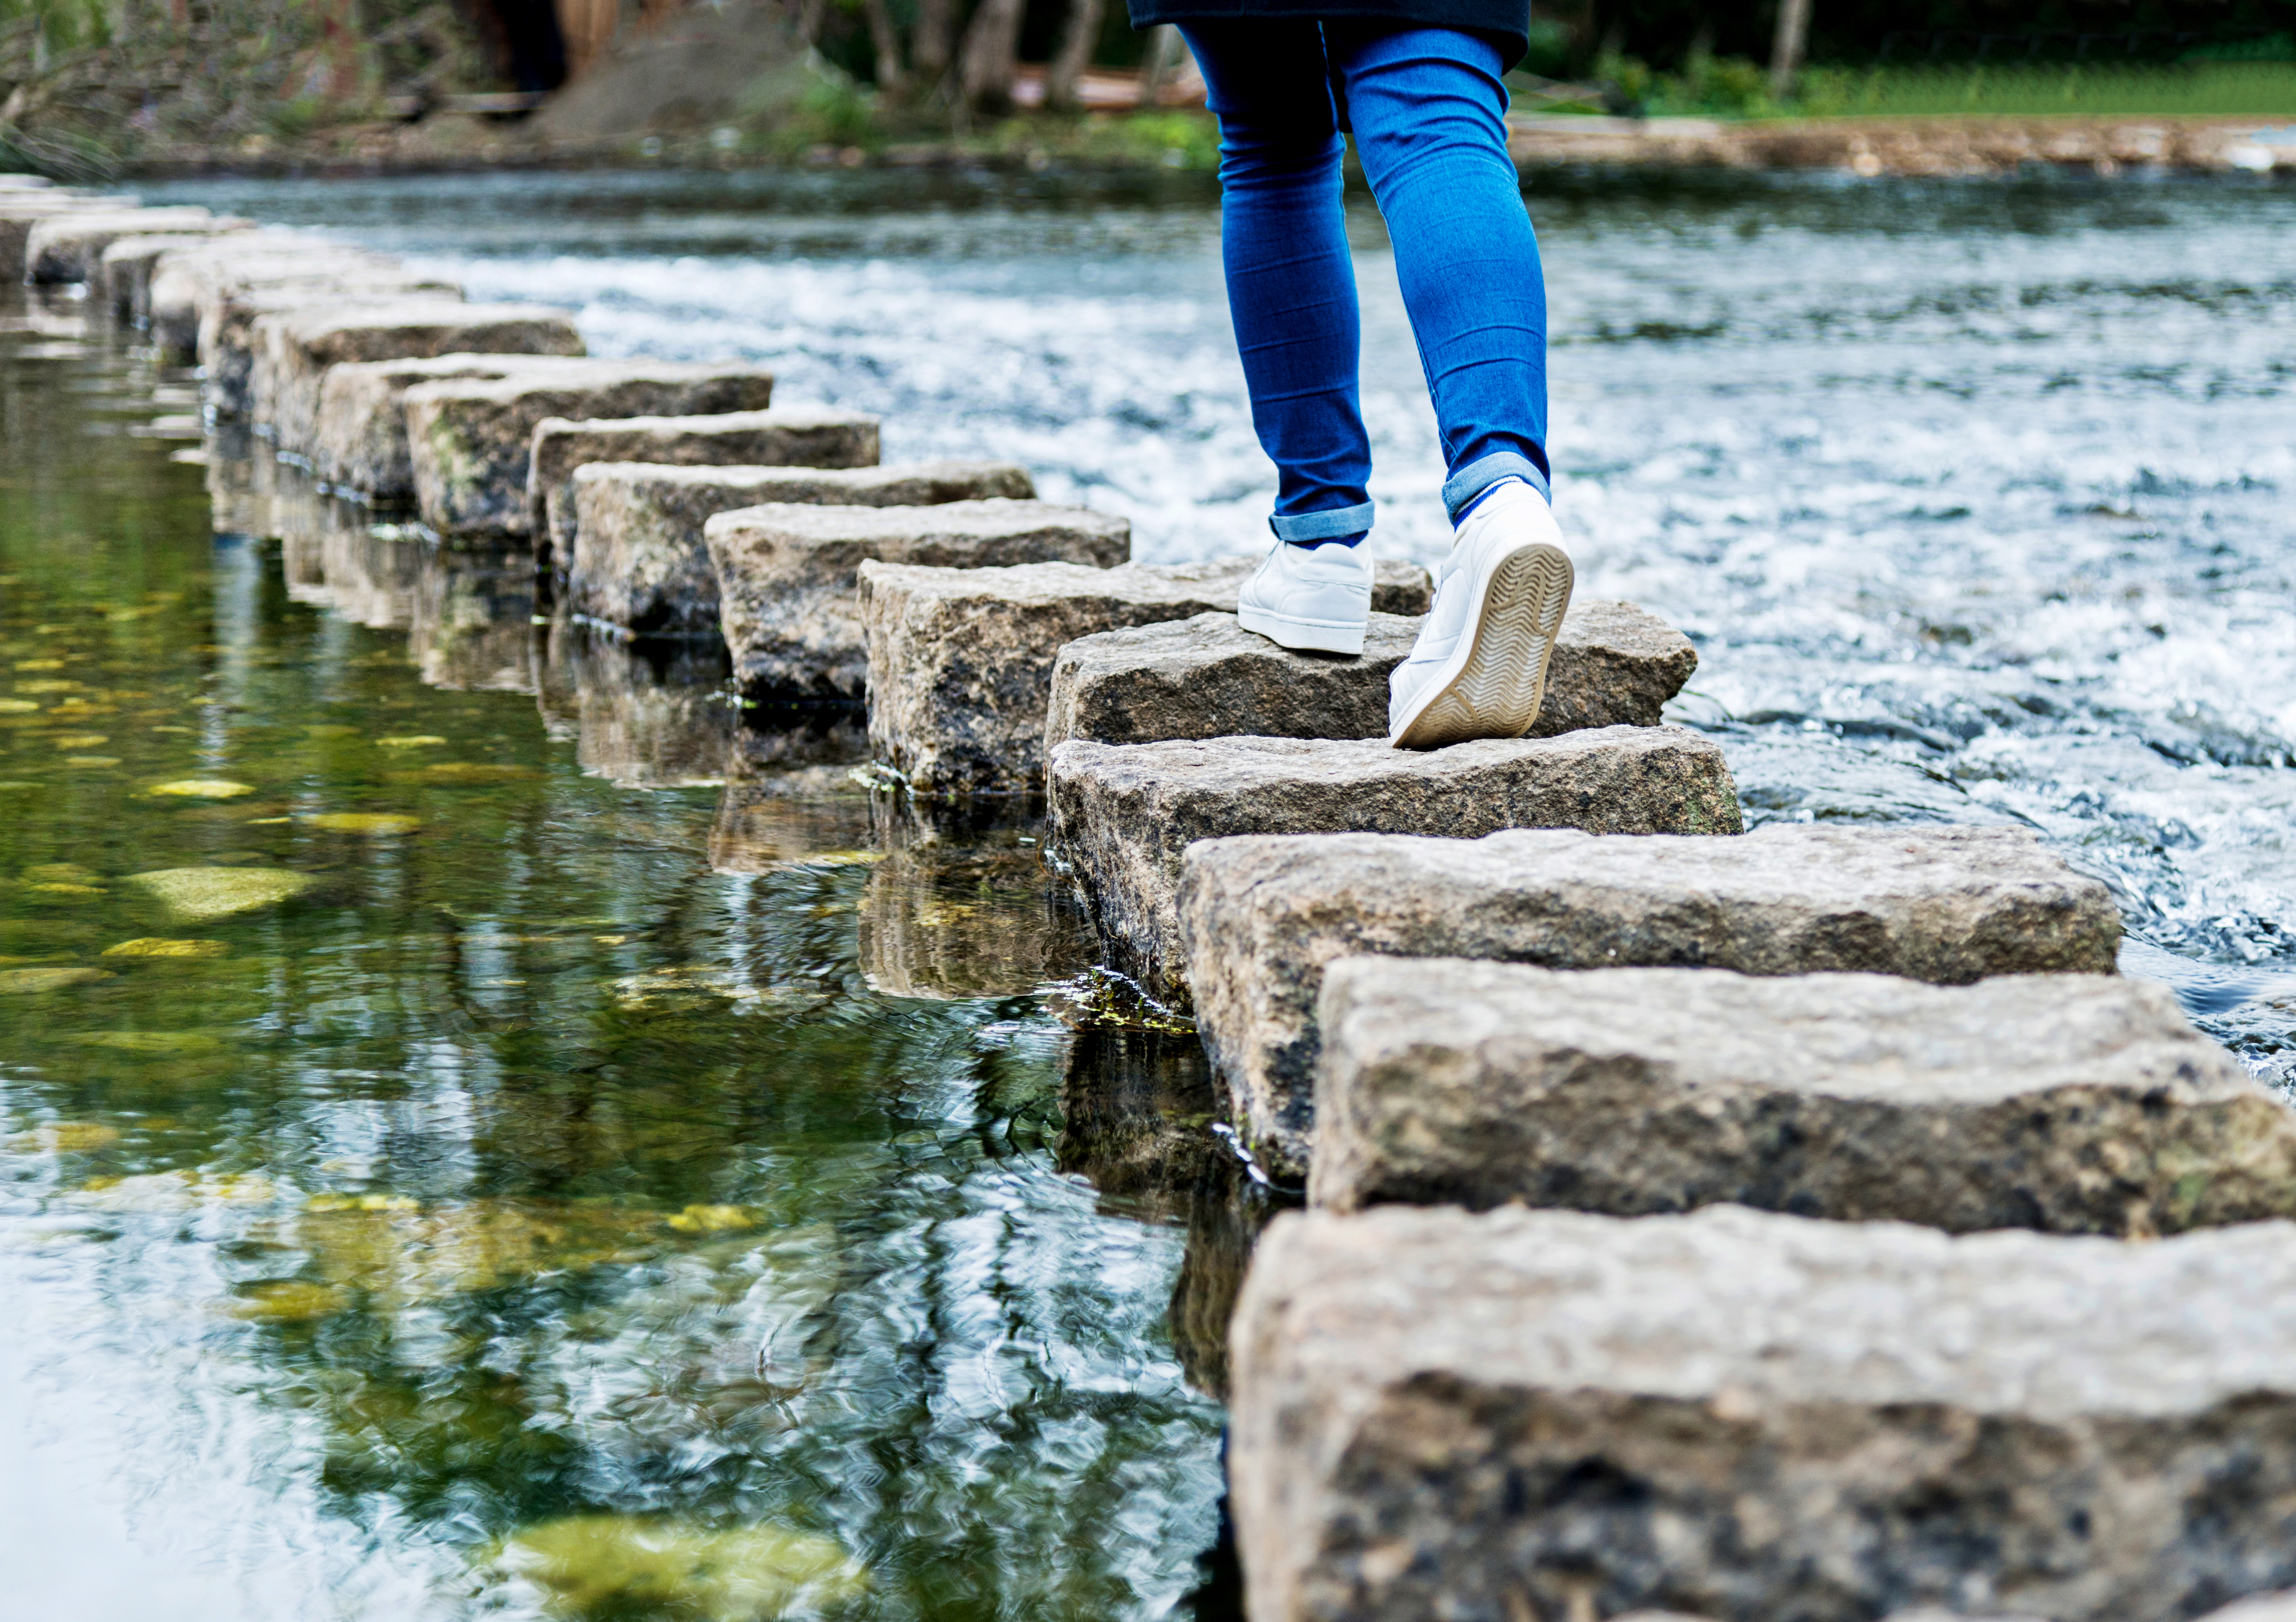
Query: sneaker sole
1236 602 1368 657
1390 541 1574 750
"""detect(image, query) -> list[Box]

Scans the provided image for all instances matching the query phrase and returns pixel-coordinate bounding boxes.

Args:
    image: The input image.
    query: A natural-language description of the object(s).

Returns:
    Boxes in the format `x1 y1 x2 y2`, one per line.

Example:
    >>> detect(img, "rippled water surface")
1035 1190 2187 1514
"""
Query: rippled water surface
2 163 2291 1618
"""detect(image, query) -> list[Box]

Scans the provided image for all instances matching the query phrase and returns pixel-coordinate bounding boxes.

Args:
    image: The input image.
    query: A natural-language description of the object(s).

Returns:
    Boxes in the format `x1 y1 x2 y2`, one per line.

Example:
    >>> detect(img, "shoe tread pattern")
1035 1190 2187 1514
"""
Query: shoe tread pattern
1394 542 1574 750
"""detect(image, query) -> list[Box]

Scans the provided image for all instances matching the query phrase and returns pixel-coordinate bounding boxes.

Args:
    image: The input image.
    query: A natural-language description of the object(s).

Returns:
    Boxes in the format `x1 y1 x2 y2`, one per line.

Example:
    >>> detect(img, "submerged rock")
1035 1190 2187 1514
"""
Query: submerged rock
127 866 315 925
102 938 230 959
860 557 1432 798
1046 598 1692 756
0 966 111 994
487 1515 865 1620
1229 1203 2296 1622
707 499 1131 705
570 456 1031 638
250 298 584 455
531 408 894 570
200 273 464 421
1311 957 2292 1233
400 363 784 538
1046 728 1743 1021
1180 824 2123 1181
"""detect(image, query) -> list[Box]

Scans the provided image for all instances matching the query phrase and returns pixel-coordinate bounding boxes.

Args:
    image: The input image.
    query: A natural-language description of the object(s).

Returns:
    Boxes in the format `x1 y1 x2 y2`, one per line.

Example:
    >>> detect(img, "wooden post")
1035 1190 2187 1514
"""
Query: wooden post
1046 0 1104 110
1769 0 1812 99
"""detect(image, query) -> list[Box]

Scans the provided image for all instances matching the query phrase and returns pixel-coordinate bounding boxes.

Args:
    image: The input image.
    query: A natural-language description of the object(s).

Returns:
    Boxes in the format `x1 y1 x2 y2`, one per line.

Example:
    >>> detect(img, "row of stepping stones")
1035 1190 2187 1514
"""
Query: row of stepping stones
31 182 2296 1621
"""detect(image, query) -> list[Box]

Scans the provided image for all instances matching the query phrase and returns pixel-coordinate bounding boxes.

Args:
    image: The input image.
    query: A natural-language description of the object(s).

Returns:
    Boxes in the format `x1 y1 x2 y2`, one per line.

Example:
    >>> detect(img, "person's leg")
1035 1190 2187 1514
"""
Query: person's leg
1328 24 1549 523
1181 19 1374 547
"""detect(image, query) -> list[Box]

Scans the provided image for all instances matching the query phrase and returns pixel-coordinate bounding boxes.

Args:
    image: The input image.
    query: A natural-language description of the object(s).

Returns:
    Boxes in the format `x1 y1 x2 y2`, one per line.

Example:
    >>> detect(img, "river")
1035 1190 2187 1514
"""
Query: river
0 162 2290 1620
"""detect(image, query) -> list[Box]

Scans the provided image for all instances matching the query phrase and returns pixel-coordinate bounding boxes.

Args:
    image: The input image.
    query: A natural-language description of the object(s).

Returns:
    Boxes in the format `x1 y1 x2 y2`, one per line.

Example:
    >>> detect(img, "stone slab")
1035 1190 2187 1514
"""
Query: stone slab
1046 729 1744 1021
401 364 782 537
1179 823 2122 1179
530 409 891 568
98 232 233 320
250 299 585 453
1311 957 2291 1233
311 353 575 501
0 195 116 283
1047 598 1692 756
23 206 229 283
1230 1202 2296 1622
202 275 462 421
860 558 1435 798
568 455 1015 637
707 499 1131 704
148 240 412 353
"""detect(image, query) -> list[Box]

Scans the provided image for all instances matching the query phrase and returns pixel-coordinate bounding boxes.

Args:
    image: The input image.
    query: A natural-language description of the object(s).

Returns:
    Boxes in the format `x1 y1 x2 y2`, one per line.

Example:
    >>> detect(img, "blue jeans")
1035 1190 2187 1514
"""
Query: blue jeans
1180 20 1550 545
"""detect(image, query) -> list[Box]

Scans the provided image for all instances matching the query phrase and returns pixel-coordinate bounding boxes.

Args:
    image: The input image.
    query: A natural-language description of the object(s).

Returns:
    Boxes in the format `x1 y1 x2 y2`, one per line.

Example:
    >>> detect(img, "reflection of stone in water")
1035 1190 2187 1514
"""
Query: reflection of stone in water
1055 1026 1285 1400
278 500 425 631
412 543 536 693
858 841 1095 1001
537 615 736 788
734 698 867 771
707 772 877 874
203 420 264 537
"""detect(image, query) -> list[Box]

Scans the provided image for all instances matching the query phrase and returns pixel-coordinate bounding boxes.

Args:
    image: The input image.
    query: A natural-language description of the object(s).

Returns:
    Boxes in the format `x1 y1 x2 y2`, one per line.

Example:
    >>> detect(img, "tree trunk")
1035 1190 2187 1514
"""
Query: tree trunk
1768 0 1812 98
913 0 953 78
1045 0 1103 110
861 0 905 92
794 0 828 48
1137 21 1179 106
958 0 1026 112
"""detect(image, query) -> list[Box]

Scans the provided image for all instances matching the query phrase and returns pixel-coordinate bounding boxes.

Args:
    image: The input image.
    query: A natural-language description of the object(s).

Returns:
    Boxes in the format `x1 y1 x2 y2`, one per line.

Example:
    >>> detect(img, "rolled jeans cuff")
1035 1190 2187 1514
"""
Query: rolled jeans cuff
1442 453 1550 520
1269 500 1375 542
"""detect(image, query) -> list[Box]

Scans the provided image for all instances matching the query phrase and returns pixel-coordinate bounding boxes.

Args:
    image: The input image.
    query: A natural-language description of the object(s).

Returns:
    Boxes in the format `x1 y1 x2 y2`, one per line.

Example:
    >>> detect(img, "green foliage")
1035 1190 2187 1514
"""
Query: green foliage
1519 18 1575 81
1595 50 1775 118
1793 62 2296 118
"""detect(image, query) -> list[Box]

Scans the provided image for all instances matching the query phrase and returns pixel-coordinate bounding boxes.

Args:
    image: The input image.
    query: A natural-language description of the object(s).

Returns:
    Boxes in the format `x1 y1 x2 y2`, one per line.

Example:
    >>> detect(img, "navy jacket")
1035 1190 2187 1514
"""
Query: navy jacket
1128 0 1530 71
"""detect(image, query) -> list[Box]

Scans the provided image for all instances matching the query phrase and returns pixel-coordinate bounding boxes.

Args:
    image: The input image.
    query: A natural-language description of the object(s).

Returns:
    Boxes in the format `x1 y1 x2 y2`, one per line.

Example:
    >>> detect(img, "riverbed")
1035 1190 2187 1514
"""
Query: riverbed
0 163 2291 1620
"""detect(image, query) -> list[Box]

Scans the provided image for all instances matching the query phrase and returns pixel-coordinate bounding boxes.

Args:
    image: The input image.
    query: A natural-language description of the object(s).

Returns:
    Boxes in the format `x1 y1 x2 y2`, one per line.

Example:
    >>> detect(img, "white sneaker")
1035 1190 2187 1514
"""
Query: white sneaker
1388 480 1574 749
1235 538 1373 656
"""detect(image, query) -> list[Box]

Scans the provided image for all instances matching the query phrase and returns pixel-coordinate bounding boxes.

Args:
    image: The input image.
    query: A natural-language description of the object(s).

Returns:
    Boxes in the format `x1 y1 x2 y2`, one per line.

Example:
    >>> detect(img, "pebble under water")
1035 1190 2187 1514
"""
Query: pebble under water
0 163 2288 1619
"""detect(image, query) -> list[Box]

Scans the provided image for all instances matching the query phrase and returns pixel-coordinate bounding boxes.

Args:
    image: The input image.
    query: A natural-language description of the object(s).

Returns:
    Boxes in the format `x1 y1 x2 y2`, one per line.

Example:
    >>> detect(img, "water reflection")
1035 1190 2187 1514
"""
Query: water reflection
0 294 1226 1620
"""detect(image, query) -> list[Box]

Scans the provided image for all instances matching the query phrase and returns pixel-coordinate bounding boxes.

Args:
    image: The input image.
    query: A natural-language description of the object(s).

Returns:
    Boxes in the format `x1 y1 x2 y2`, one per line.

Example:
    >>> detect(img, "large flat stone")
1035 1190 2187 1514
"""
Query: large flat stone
1181 824 2122 1179
250 299 584 454
530 409 891 568
1047 598 1692 756
99 232 235 320
401 364 783 538
1311 957 2290 1232
707 499 1131 704
148 239 413 354
1047 730 1743 1020
312 354 573 501
567 456 1028 638
201 275 462 421
1230 1202 2296 1622
24 206 233 283
0 195 116 283
860 558 1434 798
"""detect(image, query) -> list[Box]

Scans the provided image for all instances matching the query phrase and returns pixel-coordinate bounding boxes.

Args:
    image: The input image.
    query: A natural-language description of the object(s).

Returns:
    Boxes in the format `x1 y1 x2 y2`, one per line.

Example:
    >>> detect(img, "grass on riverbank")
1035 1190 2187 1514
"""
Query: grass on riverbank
1590 57 2296 122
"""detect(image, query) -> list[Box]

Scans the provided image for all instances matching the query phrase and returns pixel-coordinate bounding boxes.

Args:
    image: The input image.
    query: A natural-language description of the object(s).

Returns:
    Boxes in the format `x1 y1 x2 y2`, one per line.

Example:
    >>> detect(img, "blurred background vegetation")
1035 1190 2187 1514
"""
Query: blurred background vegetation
0 0 2286 175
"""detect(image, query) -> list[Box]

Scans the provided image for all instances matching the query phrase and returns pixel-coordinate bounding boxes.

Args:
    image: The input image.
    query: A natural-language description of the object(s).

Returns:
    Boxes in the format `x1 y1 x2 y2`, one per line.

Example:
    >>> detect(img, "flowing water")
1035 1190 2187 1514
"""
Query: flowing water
0 162 2291 1619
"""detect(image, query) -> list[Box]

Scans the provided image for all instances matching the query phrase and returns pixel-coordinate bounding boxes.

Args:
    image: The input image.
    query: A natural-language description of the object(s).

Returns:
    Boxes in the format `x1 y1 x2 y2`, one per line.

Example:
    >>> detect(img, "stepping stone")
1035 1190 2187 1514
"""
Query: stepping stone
148 238 410 354
24 206 232 283
249 298 585 452
203 274 462 421
1230 1203 2296 1622
858 842 1096 1000
566 455 1015 638
312 354 573 501
860 558 1434 798
1179 824 2123 1179
99 232 234 320
1047 729 1744 1022
529 409 895 568
0 194 115 282
535 621 735 789
1312 956 2292 1233
1047 598 1693 756
707 500 1131 705
400 364 785 538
